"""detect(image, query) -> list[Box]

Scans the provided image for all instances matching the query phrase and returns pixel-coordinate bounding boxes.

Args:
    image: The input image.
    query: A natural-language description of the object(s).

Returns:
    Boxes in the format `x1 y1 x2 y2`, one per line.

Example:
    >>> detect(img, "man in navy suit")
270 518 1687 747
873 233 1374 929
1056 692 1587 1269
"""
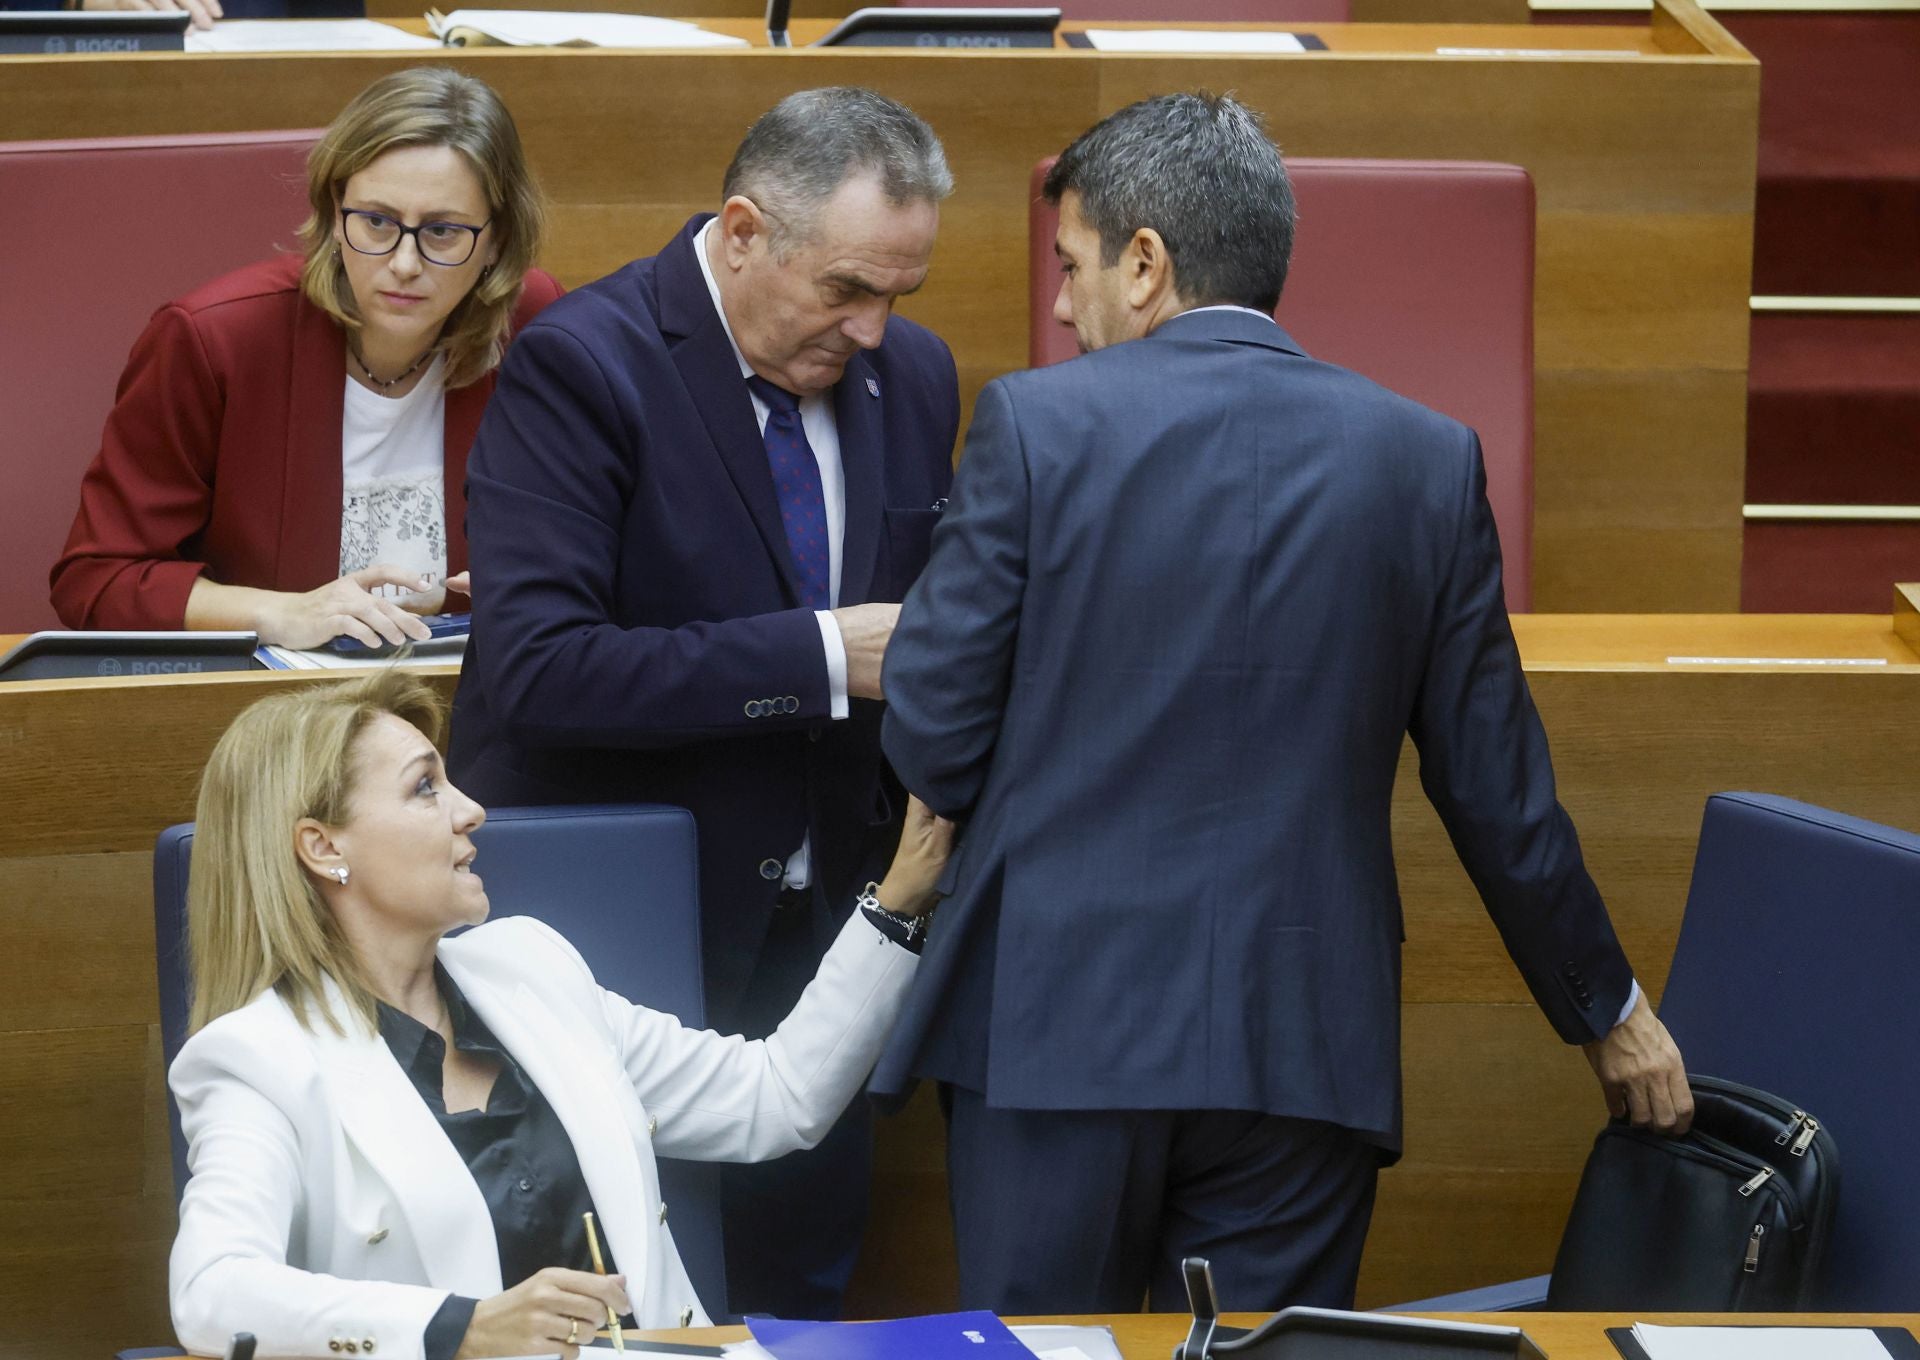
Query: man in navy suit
875 93 1692 1314
448 87 958 1318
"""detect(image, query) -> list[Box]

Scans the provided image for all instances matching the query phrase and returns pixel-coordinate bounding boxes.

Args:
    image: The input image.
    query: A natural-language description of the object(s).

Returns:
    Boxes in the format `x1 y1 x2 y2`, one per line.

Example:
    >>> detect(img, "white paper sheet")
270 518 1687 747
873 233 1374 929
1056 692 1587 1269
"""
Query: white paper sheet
720 1324 1119 1360
186 19 439 52
428 10 747 48
1631 1323 1896 1360
1083 28 1307 53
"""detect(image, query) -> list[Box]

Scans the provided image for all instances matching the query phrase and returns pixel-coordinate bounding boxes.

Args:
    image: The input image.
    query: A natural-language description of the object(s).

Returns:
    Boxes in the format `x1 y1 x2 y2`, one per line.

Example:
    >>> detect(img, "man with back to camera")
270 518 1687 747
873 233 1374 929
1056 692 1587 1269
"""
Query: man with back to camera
447 87 958 1318
873 92 1693 1314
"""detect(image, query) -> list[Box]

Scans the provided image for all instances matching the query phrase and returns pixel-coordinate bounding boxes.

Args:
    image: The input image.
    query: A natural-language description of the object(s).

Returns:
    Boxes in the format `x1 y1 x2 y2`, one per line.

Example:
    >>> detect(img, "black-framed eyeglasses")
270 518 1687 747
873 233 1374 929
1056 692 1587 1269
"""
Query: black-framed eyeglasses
340 208 491 267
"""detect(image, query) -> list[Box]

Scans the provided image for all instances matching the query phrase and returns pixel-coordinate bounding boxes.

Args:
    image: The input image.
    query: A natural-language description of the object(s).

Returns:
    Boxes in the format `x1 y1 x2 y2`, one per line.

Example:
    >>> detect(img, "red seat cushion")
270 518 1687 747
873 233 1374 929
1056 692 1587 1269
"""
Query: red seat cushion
1028 157 1535 611
0 130 320 632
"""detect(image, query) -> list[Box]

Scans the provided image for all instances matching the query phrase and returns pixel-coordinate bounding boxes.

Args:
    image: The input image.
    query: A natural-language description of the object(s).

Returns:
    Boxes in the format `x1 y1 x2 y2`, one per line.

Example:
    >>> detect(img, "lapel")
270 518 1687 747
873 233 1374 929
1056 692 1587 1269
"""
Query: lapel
306 983 503 1295
447 960 654 1292
279 295 349 590
833 349 884 605
442 379 485 575
657 215 805 607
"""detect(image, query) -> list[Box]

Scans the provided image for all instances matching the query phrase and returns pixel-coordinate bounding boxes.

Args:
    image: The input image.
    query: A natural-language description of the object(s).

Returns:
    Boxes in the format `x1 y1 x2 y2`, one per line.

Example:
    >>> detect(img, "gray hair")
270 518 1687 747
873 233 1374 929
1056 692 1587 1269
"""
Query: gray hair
722 87 953 253
1043 92 1296 313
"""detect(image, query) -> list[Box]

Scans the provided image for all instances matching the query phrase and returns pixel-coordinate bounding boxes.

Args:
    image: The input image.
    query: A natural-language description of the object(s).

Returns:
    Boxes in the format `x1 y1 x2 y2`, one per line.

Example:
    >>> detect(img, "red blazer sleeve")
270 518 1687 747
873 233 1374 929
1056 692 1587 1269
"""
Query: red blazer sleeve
50 302 227 630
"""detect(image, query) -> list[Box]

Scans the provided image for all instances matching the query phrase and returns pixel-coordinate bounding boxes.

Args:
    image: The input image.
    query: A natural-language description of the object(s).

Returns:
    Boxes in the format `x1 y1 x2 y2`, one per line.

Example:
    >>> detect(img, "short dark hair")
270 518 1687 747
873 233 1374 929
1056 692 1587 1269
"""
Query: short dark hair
722 86 952 255
1043 92 1296 313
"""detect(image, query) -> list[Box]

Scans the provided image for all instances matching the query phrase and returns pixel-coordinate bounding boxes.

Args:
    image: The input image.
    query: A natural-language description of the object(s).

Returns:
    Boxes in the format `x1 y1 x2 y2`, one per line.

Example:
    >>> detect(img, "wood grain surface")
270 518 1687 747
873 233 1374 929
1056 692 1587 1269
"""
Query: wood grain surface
0 2 1756 611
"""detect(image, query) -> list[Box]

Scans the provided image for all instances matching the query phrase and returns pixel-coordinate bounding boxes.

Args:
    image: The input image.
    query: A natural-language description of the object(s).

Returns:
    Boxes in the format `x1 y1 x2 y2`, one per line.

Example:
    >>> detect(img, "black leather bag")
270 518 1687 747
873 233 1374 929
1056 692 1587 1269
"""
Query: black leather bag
1547 1074 1838 1309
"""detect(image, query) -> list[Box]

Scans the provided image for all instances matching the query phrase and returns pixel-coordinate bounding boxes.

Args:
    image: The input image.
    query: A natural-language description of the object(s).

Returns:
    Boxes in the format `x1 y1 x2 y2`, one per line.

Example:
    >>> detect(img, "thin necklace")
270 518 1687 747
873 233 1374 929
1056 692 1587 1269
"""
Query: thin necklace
350 341 437 393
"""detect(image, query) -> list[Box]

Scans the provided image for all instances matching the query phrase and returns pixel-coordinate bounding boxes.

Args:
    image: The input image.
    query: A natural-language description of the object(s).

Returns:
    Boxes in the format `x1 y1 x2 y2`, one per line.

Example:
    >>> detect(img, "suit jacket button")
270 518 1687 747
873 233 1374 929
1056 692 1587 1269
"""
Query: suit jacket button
648 1114 659 1138
658 1201 669 1224
679 1305 695 1327
743 700 759 718
329 1343 343 1354
366 1227 387 1245
784 695 798 712
759 858 784 880
363 1342 376 1355
344 1344 359 1356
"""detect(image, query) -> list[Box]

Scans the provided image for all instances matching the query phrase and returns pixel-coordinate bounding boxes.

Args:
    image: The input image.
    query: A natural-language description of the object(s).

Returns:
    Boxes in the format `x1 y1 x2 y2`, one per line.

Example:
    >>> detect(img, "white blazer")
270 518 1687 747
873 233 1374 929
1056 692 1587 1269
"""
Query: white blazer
168 912 918 1360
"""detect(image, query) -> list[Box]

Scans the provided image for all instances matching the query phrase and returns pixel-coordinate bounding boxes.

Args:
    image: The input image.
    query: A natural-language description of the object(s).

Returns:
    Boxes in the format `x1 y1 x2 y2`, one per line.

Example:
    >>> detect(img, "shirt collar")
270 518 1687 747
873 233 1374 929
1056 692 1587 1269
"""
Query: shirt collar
1181 303 1278 324
374 960 505 1077
693 217 756 383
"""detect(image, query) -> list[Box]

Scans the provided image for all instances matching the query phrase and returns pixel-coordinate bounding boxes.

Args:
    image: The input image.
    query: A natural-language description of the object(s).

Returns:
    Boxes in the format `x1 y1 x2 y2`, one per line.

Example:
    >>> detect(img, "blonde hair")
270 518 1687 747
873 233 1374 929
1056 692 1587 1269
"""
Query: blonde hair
297 67 546 389
187 670 445 1036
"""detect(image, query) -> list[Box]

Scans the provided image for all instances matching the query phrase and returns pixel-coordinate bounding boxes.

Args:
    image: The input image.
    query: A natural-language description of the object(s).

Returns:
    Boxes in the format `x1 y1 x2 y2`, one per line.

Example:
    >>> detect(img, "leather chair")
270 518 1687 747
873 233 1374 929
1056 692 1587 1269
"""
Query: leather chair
1392 792 1920 1311
0 129 318 632
148 802 728 1330
1028 156 1536 611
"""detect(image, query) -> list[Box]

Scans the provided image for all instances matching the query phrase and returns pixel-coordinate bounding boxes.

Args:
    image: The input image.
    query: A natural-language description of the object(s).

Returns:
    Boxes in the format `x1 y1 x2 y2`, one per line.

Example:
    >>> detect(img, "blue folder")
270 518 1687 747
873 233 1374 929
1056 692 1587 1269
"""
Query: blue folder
747 1311 1033 1359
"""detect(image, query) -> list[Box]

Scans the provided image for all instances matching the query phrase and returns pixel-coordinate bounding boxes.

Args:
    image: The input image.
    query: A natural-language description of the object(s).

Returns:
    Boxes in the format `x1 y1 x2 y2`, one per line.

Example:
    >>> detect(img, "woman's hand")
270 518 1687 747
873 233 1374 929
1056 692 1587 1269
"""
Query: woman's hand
875 795 955 918
253 564 439 649
455 1267 630 1360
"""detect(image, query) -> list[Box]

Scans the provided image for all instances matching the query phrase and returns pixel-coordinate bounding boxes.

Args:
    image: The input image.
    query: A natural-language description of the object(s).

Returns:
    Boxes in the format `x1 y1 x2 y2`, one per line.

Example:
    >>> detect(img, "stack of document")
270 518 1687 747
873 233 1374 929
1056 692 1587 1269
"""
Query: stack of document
187 19 438 52
1082 28 1307 52
427 10 747 48
1628 1322 1900 1360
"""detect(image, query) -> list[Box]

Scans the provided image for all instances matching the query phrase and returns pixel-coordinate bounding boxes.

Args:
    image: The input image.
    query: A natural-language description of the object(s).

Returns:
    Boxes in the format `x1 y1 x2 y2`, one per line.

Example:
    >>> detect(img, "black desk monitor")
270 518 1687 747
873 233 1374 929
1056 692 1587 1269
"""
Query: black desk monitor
0 631 258 683
0 11 190 55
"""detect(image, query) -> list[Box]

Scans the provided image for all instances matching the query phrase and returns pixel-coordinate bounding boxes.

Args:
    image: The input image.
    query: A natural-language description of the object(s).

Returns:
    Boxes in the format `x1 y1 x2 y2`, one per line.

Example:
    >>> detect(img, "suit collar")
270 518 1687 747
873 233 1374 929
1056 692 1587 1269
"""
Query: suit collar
1152 305 1308 357
657 215 808 605
303 980 504 1296
656 212 889 607
442 954 655 1295
833 350 883 605
280 297 349 590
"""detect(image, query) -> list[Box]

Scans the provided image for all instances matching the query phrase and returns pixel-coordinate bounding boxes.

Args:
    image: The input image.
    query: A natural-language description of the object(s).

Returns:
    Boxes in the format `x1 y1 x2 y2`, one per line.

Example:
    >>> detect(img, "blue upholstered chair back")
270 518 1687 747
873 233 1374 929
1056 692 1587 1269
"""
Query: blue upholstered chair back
1657 792 1920 1310
152 802 727 1319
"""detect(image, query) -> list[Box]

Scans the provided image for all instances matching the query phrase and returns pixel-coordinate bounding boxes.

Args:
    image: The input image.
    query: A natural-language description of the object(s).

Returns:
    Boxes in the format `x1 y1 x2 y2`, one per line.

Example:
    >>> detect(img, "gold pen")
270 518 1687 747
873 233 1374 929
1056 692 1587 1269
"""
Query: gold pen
582 1210 626 1353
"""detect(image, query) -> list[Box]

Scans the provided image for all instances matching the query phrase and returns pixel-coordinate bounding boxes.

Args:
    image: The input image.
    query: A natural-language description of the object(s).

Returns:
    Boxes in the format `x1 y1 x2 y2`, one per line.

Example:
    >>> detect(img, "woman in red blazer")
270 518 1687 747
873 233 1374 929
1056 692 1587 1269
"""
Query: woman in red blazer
51 67 562 648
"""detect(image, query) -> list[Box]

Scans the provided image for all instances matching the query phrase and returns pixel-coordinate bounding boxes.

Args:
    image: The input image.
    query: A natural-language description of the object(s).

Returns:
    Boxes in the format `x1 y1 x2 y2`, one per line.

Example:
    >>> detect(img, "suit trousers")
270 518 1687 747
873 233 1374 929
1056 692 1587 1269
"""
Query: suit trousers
943 1085 1378 1315
718 893 872 1318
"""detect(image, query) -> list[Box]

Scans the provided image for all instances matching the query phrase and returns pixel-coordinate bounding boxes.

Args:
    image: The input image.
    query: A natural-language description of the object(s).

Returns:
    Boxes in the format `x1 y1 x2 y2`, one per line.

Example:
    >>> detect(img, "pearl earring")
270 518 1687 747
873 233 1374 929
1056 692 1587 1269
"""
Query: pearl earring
332 866 350 885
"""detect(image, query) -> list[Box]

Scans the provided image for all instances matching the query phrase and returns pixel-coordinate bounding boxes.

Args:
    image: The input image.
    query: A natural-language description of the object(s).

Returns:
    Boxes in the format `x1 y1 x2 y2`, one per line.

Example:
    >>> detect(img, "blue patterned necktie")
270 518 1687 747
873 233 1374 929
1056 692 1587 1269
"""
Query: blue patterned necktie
748 375 831 610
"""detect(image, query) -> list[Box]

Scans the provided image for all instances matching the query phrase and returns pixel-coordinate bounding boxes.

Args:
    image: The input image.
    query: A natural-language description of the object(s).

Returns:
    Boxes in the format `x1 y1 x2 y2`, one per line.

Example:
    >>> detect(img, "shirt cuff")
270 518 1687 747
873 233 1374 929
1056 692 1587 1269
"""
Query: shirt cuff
1613 978 1642 1030
423 1294 480 1360
817 609 849 720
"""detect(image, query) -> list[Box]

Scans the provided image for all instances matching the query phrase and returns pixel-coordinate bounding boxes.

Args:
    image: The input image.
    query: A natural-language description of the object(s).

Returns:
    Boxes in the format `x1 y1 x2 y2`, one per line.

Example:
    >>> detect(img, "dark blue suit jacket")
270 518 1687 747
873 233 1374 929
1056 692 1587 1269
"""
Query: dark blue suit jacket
449 216 957 1016
874 307 1630 1153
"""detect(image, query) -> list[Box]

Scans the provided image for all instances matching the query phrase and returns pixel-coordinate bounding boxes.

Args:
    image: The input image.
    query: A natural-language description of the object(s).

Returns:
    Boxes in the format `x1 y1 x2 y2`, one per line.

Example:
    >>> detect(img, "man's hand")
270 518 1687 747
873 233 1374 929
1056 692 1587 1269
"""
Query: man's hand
832 602 901 701
1582 990 1693 1135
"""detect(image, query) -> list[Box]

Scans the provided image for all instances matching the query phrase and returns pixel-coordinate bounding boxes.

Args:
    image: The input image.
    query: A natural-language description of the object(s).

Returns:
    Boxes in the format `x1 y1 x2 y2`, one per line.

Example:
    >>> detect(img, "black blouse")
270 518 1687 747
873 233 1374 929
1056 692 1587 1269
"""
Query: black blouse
376 965 616 1360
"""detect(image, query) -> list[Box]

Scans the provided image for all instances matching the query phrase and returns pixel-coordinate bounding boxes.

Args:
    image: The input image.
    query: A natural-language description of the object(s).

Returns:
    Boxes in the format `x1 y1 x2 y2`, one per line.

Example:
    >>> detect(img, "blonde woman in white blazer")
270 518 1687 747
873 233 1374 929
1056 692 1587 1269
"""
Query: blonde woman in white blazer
168 670 949 1360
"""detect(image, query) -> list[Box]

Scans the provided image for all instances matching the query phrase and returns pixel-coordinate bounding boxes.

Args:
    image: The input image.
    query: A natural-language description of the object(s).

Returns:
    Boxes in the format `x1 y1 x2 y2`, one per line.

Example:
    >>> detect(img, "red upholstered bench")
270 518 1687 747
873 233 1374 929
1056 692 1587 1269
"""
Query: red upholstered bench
0 130 320 632
1027 157 1536 612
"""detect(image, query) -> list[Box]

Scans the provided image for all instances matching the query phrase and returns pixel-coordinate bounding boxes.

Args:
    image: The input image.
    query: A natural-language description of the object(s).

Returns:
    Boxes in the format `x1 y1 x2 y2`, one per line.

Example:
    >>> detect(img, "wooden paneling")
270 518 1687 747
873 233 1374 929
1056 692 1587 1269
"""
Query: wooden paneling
0 8 1755 610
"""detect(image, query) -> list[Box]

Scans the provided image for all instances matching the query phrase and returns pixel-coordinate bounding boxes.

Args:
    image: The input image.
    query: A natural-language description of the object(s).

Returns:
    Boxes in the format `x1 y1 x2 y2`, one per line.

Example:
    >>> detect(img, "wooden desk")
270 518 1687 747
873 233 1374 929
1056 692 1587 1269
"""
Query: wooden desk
6 608 1914 1354
0 3 1756 611
128 1312 1920 1360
